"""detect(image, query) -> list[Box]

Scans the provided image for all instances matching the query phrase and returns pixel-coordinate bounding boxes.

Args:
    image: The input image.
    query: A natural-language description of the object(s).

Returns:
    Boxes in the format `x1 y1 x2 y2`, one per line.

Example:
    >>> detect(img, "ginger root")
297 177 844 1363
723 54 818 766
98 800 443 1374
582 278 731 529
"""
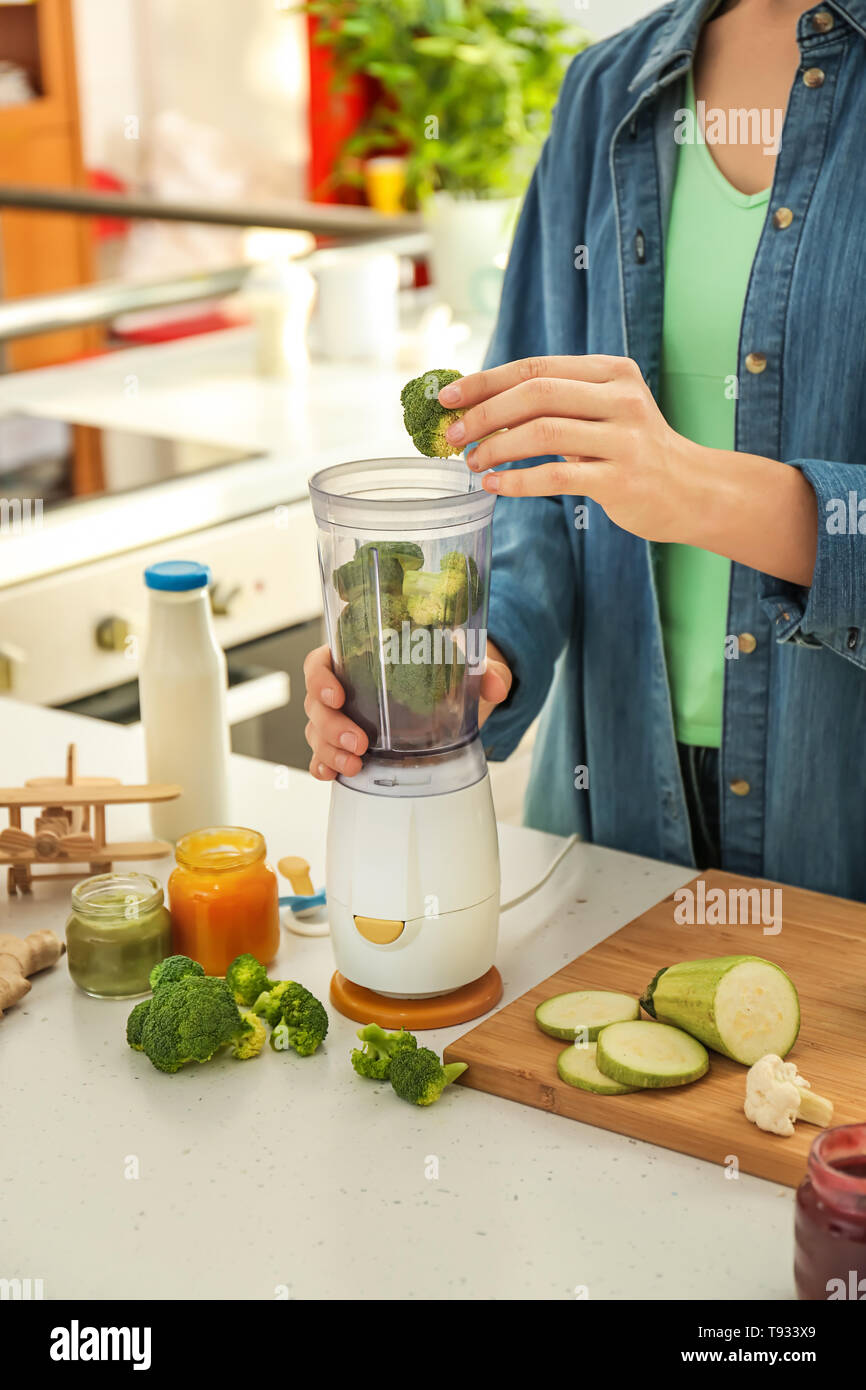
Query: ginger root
0 929 65 975
0 956 31 1016
0 930 64 1019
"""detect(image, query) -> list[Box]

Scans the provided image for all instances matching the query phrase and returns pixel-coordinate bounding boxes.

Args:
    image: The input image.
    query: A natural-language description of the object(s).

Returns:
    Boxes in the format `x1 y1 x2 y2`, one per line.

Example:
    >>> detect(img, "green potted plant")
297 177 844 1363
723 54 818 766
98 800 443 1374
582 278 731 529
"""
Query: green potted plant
303 0 591 315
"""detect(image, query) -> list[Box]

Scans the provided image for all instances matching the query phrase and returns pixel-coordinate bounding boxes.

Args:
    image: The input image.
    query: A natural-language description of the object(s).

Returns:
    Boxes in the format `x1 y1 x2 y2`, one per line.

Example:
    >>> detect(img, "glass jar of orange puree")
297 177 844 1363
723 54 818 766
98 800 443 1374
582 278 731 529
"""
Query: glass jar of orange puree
168 827 280 975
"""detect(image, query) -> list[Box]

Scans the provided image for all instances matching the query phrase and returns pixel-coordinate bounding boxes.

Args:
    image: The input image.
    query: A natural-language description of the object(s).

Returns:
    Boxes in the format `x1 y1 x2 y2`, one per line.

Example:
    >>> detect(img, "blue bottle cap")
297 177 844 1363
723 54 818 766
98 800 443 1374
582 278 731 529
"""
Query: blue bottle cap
144 560 212 592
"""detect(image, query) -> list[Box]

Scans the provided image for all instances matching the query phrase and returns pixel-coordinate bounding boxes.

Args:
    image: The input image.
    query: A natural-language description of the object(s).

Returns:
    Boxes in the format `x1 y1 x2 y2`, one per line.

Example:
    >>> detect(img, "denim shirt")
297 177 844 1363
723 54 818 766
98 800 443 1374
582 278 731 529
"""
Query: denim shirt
482 0 866 900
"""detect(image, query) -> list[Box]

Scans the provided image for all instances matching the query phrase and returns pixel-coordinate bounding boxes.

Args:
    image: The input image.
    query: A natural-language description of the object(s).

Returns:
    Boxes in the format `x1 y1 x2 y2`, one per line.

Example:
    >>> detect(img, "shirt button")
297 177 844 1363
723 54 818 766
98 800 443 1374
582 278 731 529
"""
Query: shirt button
773 207 794 229
738 632 757 654
745 351 767 373
803 67 826 88
812 10 834 31
729 779 751 797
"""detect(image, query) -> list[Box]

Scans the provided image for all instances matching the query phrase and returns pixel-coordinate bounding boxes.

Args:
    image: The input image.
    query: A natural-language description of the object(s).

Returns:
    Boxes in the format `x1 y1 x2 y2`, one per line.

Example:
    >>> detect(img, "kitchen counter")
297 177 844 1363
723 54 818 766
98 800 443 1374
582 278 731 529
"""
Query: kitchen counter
0 701 797 1300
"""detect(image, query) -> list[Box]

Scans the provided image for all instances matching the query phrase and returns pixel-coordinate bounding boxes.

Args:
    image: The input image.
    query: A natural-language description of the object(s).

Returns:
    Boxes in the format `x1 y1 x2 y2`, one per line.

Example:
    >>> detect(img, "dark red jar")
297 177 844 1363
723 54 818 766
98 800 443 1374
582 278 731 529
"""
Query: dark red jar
795 1124 866 1301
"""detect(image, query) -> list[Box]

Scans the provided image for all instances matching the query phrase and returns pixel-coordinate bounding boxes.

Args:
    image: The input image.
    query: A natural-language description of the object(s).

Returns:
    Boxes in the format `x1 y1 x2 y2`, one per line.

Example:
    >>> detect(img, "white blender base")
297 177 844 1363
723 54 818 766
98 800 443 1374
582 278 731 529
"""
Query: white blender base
326 768 500 996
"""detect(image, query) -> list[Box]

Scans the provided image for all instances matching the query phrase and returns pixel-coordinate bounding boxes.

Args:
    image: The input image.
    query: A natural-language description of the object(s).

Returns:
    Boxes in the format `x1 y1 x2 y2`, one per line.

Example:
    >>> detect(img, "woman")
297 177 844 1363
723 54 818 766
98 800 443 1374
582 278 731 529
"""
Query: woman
305 0 866 901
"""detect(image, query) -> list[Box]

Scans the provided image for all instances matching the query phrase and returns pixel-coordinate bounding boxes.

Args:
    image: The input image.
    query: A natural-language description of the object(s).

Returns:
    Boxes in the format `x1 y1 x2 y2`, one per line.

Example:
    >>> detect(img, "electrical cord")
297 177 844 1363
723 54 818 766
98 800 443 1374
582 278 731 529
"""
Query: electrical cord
499 833 579 912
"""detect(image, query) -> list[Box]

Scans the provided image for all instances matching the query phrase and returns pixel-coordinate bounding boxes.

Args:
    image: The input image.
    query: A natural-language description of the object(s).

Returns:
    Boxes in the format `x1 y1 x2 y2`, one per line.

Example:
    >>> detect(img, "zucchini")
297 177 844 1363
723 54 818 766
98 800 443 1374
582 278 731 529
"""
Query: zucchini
596 1020 709 1088
641 955 800 1066
557 1042 641 1095
535 989 640 1041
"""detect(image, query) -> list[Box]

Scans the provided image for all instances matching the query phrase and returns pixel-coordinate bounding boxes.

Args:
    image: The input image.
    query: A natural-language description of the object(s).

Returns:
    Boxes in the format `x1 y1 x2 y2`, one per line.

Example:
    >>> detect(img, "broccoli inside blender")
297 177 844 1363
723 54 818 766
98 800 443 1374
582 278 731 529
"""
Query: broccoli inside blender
332 540 484 753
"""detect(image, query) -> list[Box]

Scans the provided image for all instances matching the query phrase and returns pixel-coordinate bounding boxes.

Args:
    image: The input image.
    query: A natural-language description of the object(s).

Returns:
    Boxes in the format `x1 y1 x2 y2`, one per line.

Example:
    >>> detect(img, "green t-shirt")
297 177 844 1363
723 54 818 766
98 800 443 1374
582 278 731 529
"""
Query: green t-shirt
656 71 770 747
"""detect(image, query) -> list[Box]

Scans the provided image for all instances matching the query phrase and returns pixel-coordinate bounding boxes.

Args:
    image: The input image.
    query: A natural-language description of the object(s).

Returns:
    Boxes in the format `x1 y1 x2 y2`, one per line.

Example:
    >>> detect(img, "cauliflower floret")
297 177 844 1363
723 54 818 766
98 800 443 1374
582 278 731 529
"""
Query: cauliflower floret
744 1053 833 1137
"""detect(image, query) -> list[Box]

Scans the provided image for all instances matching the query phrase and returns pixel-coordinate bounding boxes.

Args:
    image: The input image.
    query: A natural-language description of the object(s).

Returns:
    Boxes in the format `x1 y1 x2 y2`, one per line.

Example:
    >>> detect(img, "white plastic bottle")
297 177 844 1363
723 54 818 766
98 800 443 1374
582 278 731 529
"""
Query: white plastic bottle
139 560 230 842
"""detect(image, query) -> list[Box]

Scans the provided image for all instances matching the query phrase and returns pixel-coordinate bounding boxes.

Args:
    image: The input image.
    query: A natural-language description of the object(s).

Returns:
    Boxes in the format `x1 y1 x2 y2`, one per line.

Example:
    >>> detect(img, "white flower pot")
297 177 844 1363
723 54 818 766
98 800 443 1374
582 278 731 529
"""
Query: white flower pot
425 192 519 318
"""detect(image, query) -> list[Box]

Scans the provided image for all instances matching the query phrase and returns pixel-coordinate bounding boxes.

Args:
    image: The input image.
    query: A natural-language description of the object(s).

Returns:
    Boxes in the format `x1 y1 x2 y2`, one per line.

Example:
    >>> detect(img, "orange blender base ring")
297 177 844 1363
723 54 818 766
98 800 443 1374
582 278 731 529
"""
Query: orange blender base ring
330 966 503 1030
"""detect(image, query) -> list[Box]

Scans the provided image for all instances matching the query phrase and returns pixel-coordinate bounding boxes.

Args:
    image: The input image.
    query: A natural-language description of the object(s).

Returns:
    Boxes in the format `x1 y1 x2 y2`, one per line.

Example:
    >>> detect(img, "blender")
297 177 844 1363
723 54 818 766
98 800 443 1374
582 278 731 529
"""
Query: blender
309 456 502 1028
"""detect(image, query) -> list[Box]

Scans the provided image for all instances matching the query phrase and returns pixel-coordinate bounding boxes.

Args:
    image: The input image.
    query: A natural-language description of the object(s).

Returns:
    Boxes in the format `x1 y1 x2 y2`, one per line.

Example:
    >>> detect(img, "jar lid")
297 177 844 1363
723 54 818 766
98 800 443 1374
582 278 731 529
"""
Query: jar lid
144 560 211 592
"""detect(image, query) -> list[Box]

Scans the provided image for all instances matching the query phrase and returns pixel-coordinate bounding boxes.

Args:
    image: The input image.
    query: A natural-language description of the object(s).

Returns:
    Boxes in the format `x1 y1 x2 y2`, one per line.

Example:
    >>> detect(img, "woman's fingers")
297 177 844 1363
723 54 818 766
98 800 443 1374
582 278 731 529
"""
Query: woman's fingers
303 643 368 777
449 376 615 450
440 354 640 410
304 693 368 754
486 459 614 499
468 418 614 474
306 732 364 780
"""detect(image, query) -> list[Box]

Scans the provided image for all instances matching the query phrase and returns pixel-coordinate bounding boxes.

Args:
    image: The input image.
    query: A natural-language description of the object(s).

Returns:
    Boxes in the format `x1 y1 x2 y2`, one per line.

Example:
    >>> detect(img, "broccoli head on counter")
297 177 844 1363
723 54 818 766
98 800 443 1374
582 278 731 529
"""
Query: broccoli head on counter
389 1047 468 1107
351 1022 418 1081
126 999 151 1052
401 369 464 457
132 975 255 1074
265 982 329 1057
148 954 204 992
126 952 326 1074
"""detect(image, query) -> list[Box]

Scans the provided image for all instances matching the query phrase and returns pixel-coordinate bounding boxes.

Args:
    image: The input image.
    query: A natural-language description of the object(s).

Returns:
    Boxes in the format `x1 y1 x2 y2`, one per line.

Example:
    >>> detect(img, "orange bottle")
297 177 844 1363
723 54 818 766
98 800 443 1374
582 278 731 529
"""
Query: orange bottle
168 827 280 975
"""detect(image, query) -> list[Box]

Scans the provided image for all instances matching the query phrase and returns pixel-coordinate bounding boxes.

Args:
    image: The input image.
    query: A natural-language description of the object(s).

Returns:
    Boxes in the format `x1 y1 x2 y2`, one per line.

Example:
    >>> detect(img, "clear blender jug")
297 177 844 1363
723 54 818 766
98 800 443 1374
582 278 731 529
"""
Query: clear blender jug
310 456 495 759
308 456 501 1013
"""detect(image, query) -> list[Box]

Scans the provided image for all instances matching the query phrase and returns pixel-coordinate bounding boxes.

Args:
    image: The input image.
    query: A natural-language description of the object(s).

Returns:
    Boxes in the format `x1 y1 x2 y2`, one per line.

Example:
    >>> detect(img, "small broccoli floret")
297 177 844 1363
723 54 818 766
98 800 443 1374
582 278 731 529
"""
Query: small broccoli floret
254 980 329 1056
225 953 272 1007
333 550 405 603
389 1046 467 1106
356 540 424 571
149 954 204 993
252 980 294 1027
400 369 464 458
126 999 152 1051
138 975 248 1074
230 1011 267 1060
351 1022 418 1080
402 566 469 626
440 551 481 614
267 981 329 1057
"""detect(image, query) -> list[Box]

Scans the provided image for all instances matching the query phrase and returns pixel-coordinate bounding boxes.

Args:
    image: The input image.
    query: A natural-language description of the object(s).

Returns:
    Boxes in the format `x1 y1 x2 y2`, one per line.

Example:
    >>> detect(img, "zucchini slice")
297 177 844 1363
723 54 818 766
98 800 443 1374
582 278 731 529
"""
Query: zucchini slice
535 990 640 1041
557 1042 642 1095
596 1020 709 1089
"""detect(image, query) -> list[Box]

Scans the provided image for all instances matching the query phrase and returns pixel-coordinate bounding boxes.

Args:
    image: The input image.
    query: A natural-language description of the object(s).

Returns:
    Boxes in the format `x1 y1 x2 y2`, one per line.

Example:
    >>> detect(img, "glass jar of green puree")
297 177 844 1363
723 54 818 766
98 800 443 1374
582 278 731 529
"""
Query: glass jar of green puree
66 873 172 999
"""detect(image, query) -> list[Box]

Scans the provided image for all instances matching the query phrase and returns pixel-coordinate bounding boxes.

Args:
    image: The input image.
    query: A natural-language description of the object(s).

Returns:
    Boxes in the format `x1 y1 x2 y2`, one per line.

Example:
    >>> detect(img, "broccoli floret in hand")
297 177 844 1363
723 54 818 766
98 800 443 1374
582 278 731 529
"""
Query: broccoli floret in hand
225 953 272 1007
134 975 250 1074
230 1011 267 1060
389 1046 467 1106
401 369 464 458
149 954 205 992
351 1022 418 1080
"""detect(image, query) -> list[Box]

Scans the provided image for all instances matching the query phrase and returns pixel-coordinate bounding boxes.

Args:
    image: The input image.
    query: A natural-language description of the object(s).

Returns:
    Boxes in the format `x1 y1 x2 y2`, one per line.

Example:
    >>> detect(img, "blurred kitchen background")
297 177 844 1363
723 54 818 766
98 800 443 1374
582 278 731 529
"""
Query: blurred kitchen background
0 0 657 821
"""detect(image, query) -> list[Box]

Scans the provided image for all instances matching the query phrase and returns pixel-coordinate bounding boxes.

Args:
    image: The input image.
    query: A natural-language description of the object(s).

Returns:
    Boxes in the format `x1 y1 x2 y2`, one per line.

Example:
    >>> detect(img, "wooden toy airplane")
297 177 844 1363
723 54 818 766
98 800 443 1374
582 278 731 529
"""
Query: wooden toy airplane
0 743 181 895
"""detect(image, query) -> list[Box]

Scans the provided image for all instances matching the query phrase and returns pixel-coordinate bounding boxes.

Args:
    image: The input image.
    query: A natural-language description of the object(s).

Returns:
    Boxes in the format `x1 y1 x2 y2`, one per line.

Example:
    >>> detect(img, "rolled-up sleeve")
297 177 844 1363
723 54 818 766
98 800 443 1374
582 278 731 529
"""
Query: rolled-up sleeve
758 458 866 668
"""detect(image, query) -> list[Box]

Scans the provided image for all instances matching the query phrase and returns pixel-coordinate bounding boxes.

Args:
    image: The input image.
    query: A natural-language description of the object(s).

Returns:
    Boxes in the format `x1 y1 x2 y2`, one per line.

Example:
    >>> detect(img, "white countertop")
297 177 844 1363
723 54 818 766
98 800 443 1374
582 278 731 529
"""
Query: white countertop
0 701 797 1300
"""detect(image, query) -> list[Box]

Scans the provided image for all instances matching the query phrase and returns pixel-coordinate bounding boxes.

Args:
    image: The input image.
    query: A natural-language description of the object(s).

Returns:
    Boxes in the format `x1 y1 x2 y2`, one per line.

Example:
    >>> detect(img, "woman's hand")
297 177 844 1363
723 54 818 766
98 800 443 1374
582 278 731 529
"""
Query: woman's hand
303 641 512 781
439 353 818 585
439 354 705 545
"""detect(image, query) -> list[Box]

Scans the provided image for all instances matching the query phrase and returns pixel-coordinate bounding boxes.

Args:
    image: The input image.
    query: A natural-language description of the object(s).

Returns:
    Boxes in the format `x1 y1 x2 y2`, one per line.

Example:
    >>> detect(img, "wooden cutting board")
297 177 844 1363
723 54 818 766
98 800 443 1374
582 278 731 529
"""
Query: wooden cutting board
444 870 866 1187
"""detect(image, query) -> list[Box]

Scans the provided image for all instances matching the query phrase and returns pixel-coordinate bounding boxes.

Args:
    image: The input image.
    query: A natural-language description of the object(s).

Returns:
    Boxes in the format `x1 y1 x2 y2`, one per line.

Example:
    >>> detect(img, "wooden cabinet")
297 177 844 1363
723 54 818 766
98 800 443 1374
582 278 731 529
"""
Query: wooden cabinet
0 0 102 370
